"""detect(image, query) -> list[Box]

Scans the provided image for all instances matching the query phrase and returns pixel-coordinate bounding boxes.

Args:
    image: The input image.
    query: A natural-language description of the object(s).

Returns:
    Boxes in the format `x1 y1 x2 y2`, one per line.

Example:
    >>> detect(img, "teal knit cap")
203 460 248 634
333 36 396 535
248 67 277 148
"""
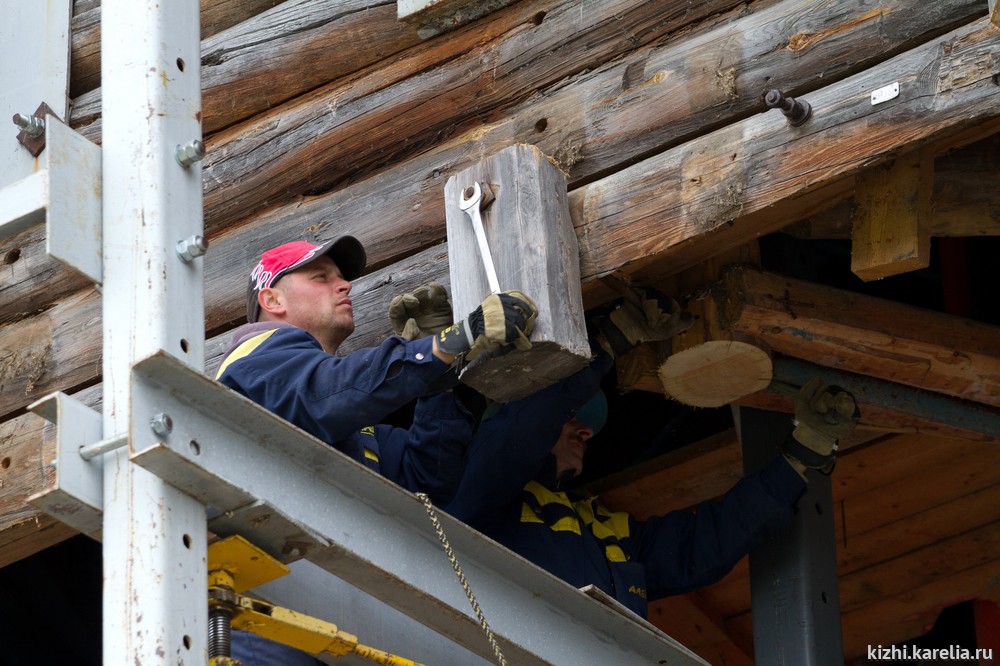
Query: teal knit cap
574 391 608 434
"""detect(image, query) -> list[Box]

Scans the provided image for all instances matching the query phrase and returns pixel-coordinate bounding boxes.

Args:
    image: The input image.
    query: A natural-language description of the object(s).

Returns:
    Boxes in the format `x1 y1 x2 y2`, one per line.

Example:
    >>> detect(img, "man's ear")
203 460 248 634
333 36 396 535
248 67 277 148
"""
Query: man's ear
257 287 286 319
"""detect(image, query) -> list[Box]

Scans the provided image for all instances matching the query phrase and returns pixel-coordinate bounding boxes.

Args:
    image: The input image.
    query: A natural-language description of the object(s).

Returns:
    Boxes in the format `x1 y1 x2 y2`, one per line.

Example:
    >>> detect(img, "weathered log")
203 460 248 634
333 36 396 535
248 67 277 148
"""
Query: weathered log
70 0 424 137
398 0 520 39
69 0 284 98
194 0 983 253
5 17 1000 422
196 0 756 232
30 0 981 326
573 17 1000 286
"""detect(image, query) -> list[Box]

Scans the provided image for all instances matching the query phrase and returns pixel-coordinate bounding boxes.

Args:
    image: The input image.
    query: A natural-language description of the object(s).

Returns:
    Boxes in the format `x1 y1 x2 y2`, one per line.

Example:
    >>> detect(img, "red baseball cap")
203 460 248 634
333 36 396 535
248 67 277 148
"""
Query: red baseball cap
246 237 367 322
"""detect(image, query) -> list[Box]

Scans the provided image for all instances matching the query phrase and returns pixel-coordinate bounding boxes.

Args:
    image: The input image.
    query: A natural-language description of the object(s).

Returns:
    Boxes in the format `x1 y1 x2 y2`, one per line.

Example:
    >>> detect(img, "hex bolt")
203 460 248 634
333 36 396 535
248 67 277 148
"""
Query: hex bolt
175 139 205 168
176 234 209 263
765 89 812 126
13 113 45 138
150 413 173 437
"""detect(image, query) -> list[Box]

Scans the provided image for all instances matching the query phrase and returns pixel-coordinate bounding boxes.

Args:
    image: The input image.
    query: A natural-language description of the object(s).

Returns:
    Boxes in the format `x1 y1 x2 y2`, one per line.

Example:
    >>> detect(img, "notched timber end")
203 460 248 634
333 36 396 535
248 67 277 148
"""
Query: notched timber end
397 0 518 39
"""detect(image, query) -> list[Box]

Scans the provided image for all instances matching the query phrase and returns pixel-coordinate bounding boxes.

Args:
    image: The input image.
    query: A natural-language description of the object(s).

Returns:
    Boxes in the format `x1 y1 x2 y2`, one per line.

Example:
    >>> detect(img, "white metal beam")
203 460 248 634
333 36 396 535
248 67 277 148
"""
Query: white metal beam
100 0 207 664
129 350 706 666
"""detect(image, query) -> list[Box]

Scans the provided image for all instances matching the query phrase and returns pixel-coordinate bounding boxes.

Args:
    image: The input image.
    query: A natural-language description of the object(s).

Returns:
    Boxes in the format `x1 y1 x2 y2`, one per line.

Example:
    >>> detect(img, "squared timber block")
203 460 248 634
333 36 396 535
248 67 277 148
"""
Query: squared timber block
851 150 931 281
397 0 518 39
444 143 591 402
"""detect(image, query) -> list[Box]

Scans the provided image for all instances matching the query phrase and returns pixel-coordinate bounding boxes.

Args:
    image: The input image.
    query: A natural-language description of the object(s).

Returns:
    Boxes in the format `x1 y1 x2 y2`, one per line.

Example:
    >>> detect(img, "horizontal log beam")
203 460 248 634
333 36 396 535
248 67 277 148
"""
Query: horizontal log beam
27 0 982 326
195 0 748 232
5 17 1000 424
717 267 1000 406
72 0 423 136
201 0 983 236
571 17 1000 285
398 0 520 39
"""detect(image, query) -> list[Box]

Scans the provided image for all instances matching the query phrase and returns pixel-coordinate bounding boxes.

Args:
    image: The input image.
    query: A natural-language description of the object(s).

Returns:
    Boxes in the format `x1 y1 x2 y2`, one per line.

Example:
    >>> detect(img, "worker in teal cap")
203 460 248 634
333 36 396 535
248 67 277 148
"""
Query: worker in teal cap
391 281 857 621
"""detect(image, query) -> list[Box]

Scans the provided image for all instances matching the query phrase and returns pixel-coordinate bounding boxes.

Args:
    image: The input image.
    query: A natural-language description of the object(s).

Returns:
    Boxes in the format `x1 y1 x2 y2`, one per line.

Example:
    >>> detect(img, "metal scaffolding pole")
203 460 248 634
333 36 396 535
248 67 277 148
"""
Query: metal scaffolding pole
738 406 845 665
100 1 208 663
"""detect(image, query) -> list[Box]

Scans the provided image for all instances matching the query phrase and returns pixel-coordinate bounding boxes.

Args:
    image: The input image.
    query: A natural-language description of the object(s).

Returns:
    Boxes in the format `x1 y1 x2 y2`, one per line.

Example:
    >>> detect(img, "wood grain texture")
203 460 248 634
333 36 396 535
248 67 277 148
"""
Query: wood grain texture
444 144 590 402
69 0 284 98
571 18 1000 286
7 20 1000 426
851 150 932 280
718 266 1000 407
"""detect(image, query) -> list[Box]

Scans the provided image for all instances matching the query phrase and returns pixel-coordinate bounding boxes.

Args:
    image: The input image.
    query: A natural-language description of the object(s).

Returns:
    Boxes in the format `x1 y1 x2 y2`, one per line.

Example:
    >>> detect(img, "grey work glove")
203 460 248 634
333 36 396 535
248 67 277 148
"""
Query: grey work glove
597 286 693 358
784 377 860 474
388 281 454 341
436 291 538 361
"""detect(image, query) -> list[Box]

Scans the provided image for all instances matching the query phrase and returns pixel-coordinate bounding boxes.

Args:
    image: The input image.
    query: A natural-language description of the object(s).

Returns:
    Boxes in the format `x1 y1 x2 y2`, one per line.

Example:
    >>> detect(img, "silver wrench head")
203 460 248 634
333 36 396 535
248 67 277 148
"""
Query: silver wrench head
459 182 483 212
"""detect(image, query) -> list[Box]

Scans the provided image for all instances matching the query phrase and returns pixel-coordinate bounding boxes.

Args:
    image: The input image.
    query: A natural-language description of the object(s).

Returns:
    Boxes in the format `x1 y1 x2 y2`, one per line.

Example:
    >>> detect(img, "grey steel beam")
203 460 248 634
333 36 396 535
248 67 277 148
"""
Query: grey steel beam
738 406 844 665
771 357 1000 439
130 350 706 666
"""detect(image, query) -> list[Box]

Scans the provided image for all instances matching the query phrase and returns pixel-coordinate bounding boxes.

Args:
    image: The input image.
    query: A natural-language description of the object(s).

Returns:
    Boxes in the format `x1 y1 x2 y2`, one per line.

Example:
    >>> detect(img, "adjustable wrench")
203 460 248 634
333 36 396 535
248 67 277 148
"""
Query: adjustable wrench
459 181 501 294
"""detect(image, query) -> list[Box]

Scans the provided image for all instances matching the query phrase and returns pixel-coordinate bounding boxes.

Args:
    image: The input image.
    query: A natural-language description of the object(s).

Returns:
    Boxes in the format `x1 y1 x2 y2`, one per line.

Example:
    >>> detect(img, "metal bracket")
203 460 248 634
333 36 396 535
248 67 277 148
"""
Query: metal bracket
0 115 103 283
26 392 105 537
14 101 57 156
127 349 706 666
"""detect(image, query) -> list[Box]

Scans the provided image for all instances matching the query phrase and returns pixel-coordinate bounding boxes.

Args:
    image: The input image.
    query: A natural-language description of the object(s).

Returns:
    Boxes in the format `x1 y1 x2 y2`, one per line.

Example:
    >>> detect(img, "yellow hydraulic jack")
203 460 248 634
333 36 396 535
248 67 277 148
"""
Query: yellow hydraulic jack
208 535 425 666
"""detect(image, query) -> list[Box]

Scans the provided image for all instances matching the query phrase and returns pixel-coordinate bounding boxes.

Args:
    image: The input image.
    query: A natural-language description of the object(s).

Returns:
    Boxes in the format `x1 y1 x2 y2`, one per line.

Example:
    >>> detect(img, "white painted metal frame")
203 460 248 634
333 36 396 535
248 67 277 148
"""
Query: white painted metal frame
0 0 72 189
100 1 207 664
130 350 706 666
0 117 102 282
26 392 104 537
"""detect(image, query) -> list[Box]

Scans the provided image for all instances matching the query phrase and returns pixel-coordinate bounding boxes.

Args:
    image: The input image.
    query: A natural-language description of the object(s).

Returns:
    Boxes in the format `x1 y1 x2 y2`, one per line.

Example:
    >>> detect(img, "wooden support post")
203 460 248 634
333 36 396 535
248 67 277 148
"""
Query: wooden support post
397 0 518 39
851 150 932 281
444 143 591 402
991 0 1000 28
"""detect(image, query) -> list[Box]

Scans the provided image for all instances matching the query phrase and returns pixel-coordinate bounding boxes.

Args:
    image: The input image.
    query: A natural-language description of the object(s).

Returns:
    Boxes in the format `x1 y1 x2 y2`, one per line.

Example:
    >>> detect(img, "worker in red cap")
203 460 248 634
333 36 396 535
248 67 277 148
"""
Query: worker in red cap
216 238 536 666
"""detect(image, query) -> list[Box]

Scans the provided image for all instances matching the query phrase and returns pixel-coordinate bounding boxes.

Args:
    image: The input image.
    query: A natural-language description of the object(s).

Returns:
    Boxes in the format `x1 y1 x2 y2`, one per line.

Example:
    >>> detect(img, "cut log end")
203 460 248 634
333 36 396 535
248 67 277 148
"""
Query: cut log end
658 340 773 407
459 342 591 403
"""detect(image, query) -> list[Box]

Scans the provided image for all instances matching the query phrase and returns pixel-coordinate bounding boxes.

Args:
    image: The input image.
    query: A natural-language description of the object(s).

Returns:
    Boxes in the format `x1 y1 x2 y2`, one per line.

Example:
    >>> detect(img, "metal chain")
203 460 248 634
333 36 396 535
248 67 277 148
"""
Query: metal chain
416 493 507 666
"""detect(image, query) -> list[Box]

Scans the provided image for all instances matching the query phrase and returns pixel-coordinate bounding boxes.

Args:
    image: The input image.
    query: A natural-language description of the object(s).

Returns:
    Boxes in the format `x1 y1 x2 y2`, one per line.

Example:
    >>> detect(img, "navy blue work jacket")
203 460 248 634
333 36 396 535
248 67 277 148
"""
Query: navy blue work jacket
217 321 475 666
446 353 806 619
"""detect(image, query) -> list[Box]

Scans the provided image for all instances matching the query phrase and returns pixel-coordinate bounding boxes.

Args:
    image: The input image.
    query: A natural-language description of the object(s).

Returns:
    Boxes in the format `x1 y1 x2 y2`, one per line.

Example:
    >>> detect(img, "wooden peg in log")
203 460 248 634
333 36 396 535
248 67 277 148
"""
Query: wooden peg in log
444 143 591 402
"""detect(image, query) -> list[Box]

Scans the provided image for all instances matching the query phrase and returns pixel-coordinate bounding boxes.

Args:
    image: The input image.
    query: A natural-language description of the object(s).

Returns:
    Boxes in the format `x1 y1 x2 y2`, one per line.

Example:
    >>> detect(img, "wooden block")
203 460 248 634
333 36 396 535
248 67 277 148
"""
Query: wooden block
851 150 932 281
444 144 591 402
397 0 518 39
992 0 1000 28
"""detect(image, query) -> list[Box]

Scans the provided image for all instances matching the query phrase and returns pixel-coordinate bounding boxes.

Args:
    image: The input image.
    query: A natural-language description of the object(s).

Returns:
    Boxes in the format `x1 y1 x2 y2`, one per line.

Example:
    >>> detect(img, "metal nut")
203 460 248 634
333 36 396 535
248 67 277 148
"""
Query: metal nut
175 139 205 168
176 235 209 263
150 413 173 436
